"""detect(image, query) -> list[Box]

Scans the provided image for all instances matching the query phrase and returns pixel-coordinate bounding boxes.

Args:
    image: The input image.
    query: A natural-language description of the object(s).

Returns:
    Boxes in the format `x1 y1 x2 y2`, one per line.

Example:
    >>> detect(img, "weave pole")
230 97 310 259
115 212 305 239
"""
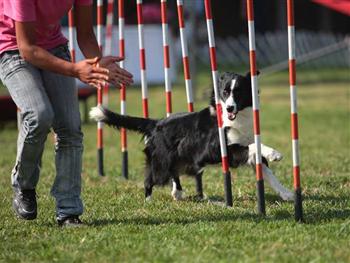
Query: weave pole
136 0 149 118
246 0 265 215
105 0 114 56
68 9 76 63
287 0 303 222
96 0 104 176
176 0 194 112
102 0 115 107
119 0 128 179
160 0 172 117
204 0 233 207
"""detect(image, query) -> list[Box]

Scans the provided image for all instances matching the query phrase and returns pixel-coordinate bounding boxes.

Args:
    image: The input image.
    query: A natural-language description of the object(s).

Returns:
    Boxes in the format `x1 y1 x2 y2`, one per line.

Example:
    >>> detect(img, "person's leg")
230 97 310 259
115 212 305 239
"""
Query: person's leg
0 52 54 191
0 51 54 219
42 45 84 219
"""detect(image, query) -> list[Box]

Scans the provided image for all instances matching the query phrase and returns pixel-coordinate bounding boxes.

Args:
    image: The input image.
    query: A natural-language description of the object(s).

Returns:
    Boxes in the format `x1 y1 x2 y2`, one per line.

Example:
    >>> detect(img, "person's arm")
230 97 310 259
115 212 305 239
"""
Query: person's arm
74 4 100 59
74 4 133 87
15 21 109 88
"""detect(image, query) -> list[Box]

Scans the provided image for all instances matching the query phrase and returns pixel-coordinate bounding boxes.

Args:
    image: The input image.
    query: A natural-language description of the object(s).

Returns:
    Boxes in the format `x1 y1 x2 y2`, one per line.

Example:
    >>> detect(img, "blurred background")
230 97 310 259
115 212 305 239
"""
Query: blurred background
1 0 349 122
59 0 350 85
66 0 350 82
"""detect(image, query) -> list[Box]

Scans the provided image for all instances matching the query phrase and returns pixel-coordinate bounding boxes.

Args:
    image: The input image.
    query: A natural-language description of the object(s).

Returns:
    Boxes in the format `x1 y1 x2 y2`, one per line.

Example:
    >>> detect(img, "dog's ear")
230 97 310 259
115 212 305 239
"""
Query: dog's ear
245 70 260 78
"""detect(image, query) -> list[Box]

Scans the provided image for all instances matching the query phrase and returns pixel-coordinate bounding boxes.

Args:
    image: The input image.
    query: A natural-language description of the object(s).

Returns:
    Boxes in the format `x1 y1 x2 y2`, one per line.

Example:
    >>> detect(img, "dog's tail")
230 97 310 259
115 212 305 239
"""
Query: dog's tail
89 106 157 136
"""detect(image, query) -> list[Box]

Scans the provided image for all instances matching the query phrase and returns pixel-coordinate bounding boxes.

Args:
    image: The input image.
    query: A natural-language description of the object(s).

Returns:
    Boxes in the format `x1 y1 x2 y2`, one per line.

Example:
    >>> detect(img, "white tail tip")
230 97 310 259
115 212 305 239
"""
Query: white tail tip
89 106 105 122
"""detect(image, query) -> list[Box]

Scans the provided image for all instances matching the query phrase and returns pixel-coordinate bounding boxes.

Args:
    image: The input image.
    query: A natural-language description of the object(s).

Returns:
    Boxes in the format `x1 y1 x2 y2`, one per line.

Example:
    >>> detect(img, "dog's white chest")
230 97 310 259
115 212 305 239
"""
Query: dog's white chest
224 107 254 146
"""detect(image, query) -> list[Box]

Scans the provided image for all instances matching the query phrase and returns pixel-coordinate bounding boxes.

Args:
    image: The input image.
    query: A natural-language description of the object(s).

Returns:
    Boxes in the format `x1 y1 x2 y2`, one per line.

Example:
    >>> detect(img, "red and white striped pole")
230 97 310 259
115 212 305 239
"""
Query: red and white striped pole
119 0 128 179
68 8 76 63
97 0 104 176
103 0 114 108
176 0 194 112
105 0 114 56
204 0 233 207
160 0 172 117
137 0 149 118
287 0 303 222
246 0 265 215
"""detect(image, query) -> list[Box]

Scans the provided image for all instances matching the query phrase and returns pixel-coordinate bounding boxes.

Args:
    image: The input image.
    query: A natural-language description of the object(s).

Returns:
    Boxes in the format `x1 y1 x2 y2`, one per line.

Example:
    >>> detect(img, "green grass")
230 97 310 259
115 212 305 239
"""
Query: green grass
0 68 349 262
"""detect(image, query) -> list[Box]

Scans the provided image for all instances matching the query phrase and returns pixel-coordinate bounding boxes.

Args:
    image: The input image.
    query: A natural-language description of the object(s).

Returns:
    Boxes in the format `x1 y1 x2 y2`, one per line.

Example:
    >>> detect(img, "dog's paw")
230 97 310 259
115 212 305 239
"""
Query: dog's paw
280 191 294 201
145 196 152 202
266 149 283 162
261 145 283 162
171 189 183 201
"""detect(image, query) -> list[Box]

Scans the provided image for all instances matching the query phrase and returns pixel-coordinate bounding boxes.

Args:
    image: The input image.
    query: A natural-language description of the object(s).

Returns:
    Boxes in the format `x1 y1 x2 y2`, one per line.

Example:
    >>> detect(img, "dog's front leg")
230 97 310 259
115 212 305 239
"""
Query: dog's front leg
261 144 283 162
247 144 293 201
262 164 294 201
247 143 283 163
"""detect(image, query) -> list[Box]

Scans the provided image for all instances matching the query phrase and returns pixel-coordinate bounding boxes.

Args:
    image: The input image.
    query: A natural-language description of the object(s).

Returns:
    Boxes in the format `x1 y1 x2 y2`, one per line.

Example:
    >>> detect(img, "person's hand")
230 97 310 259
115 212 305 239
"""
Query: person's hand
99 56 133 88
73 57 109 89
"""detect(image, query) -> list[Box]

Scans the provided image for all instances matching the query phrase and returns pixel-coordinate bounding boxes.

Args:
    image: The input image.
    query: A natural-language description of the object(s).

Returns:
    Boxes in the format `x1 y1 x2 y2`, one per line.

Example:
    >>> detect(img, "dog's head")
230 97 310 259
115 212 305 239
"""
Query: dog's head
210 71 258 121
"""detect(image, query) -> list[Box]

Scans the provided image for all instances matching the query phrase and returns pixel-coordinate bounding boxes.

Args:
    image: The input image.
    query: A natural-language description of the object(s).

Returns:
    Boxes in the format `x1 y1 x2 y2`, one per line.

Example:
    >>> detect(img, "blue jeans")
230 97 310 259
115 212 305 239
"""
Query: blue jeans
0 45 84 218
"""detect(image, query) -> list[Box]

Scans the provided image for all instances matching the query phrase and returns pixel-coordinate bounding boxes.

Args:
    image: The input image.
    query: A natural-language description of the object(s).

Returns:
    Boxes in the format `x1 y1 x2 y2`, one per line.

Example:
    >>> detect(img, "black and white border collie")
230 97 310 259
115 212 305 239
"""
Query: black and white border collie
90 72 293 201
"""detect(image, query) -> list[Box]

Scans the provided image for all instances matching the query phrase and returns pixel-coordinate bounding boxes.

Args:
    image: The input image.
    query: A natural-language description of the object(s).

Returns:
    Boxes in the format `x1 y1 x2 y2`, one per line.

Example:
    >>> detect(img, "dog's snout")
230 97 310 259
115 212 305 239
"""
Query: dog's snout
226 106 235 113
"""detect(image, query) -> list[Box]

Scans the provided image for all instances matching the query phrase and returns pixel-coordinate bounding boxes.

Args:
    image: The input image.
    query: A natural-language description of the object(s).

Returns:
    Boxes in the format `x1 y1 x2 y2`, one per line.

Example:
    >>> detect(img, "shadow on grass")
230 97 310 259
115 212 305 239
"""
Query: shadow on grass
87 211 263 227
305 193 349 203
301 193 350 224
270 193 350 224
85 192 350 227
33 191 350 228
185 194 225 203
87 209 350 227
187 193 284 204
305 209 350 224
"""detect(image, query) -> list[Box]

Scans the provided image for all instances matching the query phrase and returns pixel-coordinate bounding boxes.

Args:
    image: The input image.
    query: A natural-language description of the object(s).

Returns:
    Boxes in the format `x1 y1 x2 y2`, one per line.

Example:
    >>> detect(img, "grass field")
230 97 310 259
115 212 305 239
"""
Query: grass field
0 68 349 262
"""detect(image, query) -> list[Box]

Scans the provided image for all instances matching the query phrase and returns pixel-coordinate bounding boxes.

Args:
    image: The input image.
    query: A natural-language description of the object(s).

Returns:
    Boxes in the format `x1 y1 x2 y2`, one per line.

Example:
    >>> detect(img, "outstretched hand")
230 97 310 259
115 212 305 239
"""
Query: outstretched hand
99 56 133 88
74 57 109 89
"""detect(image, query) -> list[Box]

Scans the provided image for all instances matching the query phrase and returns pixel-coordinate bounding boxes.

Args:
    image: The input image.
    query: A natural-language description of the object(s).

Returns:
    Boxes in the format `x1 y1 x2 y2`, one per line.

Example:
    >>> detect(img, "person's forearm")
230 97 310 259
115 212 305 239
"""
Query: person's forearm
19 44 77 77
77 30 102 59
74 4 101 60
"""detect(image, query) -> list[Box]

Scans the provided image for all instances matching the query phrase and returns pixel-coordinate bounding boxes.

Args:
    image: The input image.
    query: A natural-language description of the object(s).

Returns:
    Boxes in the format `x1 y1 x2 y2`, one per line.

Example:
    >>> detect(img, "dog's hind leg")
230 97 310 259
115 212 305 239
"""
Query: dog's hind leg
262 163 294 201
144 165 154 202
195 171 204 199
171 177 183 201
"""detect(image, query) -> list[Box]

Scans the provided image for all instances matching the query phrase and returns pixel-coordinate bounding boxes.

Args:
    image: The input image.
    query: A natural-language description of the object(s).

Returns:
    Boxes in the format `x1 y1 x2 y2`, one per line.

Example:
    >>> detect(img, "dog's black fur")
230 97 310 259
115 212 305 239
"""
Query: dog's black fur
91 72 267 199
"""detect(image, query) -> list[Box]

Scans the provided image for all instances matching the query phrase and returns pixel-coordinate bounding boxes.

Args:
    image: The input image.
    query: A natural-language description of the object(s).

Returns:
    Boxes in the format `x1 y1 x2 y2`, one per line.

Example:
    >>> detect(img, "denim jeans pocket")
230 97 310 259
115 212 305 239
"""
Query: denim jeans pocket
0 52 26 81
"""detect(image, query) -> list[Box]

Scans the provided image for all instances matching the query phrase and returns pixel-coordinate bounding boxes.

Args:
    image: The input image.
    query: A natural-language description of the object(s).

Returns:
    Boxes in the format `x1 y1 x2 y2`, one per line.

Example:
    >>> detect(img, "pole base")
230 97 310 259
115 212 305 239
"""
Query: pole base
224 171 233 207
122 151 128 179
98 148 104 176
294 187 303 222
257 179 266 215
